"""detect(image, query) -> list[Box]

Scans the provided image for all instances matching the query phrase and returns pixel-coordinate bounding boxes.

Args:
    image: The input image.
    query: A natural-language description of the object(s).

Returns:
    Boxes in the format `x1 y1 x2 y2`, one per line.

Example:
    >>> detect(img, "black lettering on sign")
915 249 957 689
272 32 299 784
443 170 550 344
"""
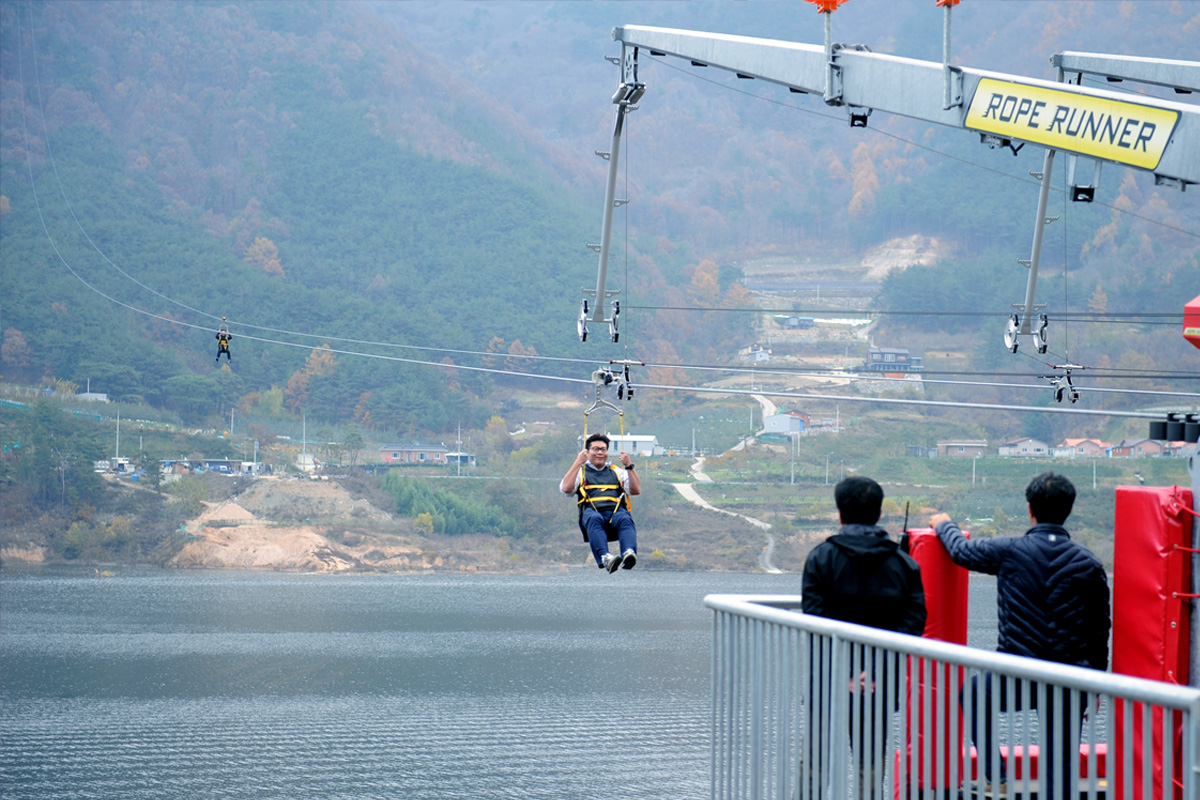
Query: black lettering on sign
1047 105 1070 134
1134 122 1156 152
999 95 1018 121
983 93 1003 120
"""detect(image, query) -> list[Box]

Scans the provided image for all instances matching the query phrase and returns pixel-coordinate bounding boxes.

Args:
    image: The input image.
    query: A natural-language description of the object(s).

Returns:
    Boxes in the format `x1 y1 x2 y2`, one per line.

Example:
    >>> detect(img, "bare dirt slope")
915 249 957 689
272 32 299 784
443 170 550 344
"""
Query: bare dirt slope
170 477 517 573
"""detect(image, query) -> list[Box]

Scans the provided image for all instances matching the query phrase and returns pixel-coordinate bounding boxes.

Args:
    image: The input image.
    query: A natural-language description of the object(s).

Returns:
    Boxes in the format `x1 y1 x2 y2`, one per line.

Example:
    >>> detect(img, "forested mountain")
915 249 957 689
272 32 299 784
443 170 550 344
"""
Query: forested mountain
1 1 1197 440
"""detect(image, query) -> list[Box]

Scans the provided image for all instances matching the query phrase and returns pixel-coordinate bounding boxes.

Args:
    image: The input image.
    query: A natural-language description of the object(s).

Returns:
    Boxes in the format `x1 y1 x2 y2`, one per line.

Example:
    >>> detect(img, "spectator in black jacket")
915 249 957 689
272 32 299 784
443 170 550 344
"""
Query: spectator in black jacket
801 476 926 800
930 471 1110 799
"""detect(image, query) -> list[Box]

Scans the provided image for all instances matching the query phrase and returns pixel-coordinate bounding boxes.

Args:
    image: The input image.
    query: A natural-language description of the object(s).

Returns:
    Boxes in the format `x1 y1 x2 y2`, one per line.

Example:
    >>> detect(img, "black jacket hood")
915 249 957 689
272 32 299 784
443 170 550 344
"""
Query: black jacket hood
827 524 900 560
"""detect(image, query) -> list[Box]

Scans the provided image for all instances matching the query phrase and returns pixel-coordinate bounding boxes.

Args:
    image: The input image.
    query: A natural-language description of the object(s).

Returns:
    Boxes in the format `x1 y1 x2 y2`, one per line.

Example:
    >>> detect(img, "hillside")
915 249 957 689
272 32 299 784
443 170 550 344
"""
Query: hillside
1 1 1196 475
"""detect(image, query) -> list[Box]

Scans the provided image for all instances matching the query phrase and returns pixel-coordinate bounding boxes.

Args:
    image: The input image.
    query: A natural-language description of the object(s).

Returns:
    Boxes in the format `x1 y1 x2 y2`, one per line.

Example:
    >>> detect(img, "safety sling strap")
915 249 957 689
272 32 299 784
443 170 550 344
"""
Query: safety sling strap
577 465 631 542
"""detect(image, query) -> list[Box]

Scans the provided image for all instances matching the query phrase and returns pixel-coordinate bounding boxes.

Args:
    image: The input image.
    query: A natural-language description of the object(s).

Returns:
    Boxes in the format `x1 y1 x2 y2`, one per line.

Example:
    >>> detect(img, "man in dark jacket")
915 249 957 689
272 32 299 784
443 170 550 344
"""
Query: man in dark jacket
801 476 926 800
929 471 1110 799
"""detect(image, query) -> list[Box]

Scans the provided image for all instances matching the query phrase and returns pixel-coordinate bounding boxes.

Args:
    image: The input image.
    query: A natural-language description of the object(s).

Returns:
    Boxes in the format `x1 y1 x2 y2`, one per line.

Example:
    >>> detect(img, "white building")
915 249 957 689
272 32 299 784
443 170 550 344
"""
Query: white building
998 437 1050 457
582 434 664 458
762 411 809 435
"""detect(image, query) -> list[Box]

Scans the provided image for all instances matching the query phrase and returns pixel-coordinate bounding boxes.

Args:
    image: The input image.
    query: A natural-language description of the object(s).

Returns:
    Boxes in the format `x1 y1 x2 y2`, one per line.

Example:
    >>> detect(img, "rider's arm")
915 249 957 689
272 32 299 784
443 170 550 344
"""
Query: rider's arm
617 451 641 496
560 450 587 494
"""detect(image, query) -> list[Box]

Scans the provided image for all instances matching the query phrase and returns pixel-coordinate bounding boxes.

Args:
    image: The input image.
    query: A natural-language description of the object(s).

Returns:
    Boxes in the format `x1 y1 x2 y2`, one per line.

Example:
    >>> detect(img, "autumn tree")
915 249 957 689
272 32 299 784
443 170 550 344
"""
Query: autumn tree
354 391 375 429
2 328 32 367
284 345 336 412
848 142 879 218
482 336 506 369
505 340 538 374
689 259 721 306
244 236 284 277
480 415 513 462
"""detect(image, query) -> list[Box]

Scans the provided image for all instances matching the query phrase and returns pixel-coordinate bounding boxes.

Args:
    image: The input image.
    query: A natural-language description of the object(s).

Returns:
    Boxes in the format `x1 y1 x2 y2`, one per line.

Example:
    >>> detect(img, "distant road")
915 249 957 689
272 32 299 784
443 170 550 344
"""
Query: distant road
672 453 783 573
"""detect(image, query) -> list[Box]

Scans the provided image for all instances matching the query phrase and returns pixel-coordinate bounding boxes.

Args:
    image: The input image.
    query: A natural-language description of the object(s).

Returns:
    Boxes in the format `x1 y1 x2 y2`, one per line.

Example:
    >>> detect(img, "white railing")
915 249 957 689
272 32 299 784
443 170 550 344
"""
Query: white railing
707 594 1200 800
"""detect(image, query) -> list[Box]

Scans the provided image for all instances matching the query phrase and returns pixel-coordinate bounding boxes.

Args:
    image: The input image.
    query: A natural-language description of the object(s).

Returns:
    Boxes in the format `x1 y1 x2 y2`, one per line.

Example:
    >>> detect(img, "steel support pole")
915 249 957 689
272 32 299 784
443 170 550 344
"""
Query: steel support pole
592 103 627 325
1018 148 1056 334
942 3 954 109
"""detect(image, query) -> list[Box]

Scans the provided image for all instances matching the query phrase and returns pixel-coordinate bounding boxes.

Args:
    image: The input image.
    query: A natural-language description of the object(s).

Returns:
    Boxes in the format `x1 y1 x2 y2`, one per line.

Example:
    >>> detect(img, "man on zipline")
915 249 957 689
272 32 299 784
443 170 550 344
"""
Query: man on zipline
561 432 640 573
215 323 232 363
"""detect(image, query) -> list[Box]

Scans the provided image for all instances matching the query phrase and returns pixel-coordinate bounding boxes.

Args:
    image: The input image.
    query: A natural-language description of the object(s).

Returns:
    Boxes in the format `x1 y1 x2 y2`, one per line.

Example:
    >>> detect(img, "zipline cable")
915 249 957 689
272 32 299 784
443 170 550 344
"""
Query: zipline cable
15 7 1196 422
623 304 1184 322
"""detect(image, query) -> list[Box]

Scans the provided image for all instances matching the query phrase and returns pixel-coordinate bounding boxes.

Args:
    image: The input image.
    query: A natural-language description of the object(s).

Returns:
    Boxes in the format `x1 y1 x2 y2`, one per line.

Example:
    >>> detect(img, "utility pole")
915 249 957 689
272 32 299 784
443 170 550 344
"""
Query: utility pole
825 453 831 485
790 435 796 485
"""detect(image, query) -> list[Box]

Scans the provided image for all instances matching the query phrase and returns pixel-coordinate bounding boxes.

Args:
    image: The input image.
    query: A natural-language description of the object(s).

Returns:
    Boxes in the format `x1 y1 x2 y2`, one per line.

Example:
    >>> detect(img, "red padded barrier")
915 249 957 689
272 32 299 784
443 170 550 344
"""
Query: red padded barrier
898 528 970 792
1112 485 1194 800
963 744 1107 780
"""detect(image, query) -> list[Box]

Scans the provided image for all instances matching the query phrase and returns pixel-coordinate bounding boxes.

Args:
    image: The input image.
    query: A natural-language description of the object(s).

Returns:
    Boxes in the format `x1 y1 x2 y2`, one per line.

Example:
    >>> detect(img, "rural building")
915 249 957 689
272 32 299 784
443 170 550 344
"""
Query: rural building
1052 438 1111 458
738 343 771 362
863 346 923 373
445 451 477 467
377 444 449 464
998 437 1050 457
763 411 810 435
1111 438 1167 458
584 434 664 458
936 440 988 458
199 458 242 474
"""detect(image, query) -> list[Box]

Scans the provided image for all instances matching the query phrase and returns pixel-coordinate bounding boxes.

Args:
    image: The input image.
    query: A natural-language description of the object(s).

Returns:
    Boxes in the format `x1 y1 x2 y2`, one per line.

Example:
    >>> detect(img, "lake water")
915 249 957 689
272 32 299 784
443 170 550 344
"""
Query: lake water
0 568 998 799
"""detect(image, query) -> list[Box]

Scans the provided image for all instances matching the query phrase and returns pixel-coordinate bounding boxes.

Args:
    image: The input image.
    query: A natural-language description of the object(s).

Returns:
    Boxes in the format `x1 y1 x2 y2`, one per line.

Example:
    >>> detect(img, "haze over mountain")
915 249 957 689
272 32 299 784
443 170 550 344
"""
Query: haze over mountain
1 0 1196 439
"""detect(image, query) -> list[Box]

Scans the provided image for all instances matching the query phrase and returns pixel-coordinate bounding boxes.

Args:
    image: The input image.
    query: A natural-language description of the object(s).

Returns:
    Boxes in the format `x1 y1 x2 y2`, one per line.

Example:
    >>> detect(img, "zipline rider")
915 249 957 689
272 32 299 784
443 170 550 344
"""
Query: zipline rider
561 432 640 573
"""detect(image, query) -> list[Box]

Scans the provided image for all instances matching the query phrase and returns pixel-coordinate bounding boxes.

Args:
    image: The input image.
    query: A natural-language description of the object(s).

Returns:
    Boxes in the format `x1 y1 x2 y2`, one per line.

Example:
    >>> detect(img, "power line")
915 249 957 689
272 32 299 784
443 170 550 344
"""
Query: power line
634 382 1171 421
14 7 1196 425
624 304 1183 321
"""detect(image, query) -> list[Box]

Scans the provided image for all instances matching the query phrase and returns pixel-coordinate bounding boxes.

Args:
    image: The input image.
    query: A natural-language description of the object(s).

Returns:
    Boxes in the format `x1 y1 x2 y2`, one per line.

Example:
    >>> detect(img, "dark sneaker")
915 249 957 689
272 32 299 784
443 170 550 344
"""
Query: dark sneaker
602 552 622 573
620 550 637 569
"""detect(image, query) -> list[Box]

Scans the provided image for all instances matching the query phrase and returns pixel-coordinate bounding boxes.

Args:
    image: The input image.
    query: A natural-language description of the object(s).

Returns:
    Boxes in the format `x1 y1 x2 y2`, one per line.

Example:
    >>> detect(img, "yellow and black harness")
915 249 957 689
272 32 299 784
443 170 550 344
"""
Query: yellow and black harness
576 463 632 542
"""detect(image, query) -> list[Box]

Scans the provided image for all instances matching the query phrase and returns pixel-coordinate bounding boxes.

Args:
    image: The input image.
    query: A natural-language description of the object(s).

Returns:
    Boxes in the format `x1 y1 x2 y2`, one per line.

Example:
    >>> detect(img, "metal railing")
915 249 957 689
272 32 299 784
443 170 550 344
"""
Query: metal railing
707 594 1200 800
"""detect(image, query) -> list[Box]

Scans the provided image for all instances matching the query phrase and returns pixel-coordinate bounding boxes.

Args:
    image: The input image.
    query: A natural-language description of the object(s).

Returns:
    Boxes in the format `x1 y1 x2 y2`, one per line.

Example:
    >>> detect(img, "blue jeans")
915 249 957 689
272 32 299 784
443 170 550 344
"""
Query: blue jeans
965 673 1083 800
582 507 637 567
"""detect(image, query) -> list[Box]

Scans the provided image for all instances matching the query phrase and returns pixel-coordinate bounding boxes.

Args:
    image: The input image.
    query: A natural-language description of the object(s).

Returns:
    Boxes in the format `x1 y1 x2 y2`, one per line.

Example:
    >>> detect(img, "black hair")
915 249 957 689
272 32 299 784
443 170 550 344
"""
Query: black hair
1025 472 1075 525
834 476 884 525
585 433 611 450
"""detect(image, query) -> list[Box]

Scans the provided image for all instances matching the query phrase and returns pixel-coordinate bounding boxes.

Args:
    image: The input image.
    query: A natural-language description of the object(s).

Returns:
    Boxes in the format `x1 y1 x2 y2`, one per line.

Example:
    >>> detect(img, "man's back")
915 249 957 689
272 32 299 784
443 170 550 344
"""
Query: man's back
936 520 1109 669
801 523 927 636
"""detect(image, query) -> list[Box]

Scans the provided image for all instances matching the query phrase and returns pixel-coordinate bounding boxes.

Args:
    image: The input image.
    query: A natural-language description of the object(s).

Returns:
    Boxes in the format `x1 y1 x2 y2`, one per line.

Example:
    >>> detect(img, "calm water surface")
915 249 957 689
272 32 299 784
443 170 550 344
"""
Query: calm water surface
0 567 998 799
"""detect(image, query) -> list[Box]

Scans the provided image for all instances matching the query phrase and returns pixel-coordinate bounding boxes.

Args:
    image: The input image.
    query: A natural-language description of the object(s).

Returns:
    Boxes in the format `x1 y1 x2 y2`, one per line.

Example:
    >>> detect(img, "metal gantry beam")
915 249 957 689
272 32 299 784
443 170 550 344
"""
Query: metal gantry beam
593 19 1198 357
610 24 1200 189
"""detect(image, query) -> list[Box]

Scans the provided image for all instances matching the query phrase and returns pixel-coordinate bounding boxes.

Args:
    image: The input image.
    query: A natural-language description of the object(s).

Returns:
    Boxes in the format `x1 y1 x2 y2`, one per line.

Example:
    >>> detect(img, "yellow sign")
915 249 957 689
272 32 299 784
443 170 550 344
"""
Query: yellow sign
965 78 1179 170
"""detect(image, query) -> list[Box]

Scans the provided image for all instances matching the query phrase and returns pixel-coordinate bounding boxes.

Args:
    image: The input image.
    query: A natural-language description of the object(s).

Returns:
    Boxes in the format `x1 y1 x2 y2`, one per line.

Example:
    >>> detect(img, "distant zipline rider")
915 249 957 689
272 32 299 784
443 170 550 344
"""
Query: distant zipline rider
215 319 232 363
561 432 640 573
